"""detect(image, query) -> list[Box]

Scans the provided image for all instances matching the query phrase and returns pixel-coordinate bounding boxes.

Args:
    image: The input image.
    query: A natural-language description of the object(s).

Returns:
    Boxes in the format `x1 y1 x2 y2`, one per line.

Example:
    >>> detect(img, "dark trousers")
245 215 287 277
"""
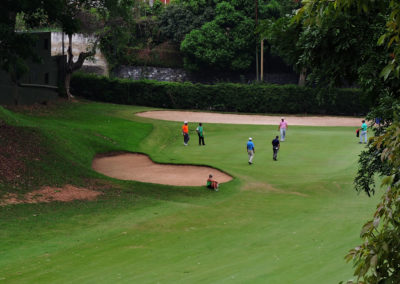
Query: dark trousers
273 147 279 160
198 134 205 145
184 133 189 144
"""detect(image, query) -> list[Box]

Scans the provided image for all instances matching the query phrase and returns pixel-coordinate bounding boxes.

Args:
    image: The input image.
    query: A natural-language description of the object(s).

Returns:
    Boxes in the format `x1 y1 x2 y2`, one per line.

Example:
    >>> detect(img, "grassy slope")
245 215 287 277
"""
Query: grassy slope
0 102 378 283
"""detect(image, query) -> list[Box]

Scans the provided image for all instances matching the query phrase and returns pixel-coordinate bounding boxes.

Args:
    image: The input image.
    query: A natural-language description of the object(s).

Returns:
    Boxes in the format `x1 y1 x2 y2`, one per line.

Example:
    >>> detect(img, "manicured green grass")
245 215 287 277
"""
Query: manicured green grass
0 102 378 283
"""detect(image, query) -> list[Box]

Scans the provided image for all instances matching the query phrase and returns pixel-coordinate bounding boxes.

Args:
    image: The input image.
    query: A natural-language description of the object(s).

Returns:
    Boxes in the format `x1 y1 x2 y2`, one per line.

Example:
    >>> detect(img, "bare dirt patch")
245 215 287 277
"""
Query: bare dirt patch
0 184 102 206
137 111 364 127
92 153 232 186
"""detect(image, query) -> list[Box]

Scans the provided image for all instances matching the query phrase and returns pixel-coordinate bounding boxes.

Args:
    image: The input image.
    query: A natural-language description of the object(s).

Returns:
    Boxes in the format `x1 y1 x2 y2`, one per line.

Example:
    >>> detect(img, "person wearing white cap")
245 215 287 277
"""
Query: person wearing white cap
246 137 255 165
278 117 288 141
182 121 190 146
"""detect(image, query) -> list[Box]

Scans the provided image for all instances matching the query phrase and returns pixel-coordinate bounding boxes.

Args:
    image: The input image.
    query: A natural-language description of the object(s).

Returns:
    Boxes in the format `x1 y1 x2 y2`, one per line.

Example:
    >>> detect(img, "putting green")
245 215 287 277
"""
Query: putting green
0 103 378 284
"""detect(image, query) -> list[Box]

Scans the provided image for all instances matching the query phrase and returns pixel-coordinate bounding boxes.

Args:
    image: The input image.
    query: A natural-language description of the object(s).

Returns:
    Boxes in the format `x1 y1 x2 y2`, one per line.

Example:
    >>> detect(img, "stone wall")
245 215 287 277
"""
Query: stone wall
114 65 299 85
115 66 188 82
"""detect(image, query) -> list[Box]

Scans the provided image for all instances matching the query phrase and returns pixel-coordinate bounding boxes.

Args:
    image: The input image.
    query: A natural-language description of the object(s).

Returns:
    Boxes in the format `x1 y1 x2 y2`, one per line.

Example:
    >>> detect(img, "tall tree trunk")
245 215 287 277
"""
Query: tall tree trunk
12 83 19 105
298 68 307 86
260 39 264 81
65 72 72 99
255 46 259 81
64 33 98 100
9 11 19 105
65 34 74 100
255 0 259 82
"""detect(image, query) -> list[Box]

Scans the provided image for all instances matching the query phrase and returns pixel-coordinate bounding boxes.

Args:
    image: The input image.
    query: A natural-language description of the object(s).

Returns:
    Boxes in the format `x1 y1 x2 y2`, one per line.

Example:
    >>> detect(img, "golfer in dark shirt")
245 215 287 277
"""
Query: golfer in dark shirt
272 136 280 161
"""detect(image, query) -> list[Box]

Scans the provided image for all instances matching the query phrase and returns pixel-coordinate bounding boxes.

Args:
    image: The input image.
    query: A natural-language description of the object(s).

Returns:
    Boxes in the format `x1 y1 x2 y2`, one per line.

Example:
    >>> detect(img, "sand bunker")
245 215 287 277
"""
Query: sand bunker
92 153 232 186
137 111 364 127
0 185 102 206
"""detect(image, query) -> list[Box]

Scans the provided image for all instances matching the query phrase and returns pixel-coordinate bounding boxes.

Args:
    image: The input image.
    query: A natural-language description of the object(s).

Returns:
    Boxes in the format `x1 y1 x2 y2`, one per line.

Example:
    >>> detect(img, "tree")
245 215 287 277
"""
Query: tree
1 0 63 83
261 17 303 76
159 0 298 73
60 2 102 99
264 2 387 88
180 2 254 71
58 0 135 99
295 0 400 282
158 3 214 44
1 0 134 100
174 0 215 15
346 121 400 283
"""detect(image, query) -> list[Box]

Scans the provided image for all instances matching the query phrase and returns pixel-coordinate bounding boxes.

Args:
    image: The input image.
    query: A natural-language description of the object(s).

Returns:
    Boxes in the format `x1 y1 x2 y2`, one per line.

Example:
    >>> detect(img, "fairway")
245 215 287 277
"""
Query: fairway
0 102 378 283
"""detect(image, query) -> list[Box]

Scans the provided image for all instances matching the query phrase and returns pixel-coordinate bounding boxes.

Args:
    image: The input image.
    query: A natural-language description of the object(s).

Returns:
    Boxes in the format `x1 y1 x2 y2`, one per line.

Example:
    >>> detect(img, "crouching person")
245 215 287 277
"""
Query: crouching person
207 174 219 191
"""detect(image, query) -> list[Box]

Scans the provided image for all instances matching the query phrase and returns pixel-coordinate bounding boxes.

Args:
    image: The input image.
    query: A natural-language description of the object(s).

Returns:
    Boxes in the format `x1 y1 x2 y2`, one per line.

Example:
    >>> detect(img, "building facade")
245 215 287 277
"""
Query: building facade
0 32 62 105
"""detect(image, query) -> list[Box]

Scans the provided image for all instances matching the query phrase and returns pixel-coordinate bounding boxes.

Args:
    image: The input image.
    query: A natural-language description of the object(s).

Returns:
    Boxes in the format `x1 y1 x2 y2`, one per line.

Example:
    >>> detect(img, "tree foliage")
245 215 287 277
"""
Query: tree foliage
262 17 302 72
0 0 63 80
1 0 130 97
158 3 214 43
180 2 254 71
265 2 388 88
346 121 400 283
57 0 135 99
157 0 300 72
294 0 400 282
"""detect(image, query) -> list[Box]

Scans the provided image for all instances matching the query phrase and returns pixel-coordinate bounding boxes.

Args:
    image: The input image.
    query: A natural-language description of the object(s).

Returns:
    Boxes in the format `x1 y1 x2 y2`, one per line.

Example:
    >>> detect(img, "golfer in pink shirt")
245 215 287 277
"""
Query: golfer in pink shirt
278 117 288 141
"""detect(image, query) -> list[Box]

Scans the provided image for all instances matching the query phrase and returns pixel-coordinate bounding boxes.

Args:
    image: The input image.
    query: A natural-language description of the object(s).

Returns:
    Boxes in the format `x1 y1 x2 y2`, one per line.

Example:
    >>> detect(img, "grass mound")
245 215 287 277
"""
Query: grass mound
0 120 44 191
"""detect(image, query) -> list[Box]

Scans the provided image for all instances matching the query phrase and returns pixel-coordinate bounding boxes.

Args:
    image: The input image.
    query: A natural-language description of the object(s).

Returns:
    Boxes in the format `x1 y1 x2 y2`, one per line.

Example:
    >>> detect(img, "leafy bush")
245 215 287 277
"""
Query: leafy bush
123 43 184 68
71 73 372 115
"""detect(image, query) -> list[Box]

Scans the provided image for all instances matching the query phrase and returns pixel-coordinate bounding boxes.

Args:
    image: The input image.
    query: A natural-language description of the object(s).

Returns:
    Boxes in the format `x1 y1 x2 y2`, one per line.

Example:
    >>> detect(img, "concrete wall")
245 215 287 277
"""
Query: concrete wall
51 32 108 76
0 74 58 105
0 32 60 105
18 32 60 87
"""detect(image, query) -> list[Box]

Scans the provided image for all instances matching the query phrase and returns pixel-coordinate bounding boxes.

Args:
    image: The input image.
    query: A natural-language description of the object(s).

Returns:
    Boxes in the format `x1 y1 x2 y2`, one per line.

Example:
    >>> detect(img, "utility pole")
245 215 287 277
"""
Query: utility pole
62 32 64 56
255 0 259 82
260 38 264 81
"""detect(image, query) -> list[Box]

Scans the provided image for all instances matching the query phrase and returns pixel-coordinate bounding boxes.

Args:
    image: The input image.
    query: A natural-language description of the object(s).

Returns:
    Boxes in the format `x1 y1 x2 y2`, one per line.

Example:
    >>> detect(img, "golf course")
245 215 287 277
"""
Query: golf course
0 101 378 283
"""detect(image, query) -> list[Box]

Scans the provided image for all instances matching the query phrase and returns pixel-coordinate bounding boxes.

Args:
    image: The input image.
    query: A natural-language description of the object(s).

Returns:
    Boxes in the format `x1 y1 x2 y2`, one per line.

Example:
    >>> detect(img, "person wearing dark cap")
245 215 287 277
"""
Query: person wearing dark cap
206 174 218 191
272 135 280 161
246 137 255 164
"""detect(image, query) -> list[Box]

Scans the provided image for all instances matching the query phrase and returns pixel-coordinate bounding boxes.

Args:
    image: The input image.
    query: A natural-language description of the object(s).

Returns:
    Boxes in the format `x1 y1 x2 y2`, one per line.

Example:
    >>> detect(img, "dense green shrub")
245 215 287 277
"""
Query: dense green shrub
71 73 372 115
122 45 184 68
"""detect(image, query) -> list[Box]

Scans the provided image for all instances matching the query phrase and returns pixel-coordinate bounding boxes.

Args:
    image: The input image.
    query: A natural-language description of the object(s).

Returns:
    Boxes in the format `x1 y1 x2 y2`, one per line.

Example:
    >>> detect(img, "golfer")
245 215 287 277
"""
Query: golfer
272 135 280 161
196 123 205 146
359 120 368 144
246 137 255 165
278 117 288 141
182 121 190 146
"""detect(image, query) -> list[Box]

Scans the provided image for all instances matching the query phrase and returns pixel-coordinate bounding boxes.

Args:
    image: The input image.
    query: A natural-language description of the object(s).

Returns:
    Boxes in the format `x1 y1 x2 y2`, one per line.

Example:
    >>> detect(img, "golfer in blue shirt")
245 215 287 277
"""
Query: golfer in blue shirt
247 137 255 165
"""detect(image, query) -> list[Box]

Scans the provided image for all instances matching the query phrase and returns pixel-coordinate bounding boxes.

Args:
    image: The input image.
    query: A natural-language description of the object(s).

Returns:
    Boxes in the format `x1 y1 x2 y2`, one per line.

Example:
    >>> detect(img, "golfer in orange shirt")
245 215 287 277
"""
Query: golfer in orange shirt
182 121 190 146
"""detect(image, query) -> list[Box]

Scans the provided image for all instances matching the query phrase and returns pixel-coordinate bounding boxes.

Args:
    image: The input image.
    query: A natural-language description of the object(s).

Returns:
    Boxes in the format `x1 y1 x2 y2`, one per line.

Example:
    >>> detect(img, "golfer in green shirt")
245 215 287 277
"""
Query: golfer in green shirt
196 123 205 146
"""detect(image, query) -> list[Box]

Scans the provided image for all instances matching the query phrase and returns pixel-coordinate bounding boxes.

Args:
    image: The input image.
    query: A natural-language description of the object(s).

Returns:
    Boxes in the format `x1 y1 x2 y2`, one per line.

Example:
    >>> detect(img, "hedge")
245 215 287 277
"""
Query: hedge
71 73 372 115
